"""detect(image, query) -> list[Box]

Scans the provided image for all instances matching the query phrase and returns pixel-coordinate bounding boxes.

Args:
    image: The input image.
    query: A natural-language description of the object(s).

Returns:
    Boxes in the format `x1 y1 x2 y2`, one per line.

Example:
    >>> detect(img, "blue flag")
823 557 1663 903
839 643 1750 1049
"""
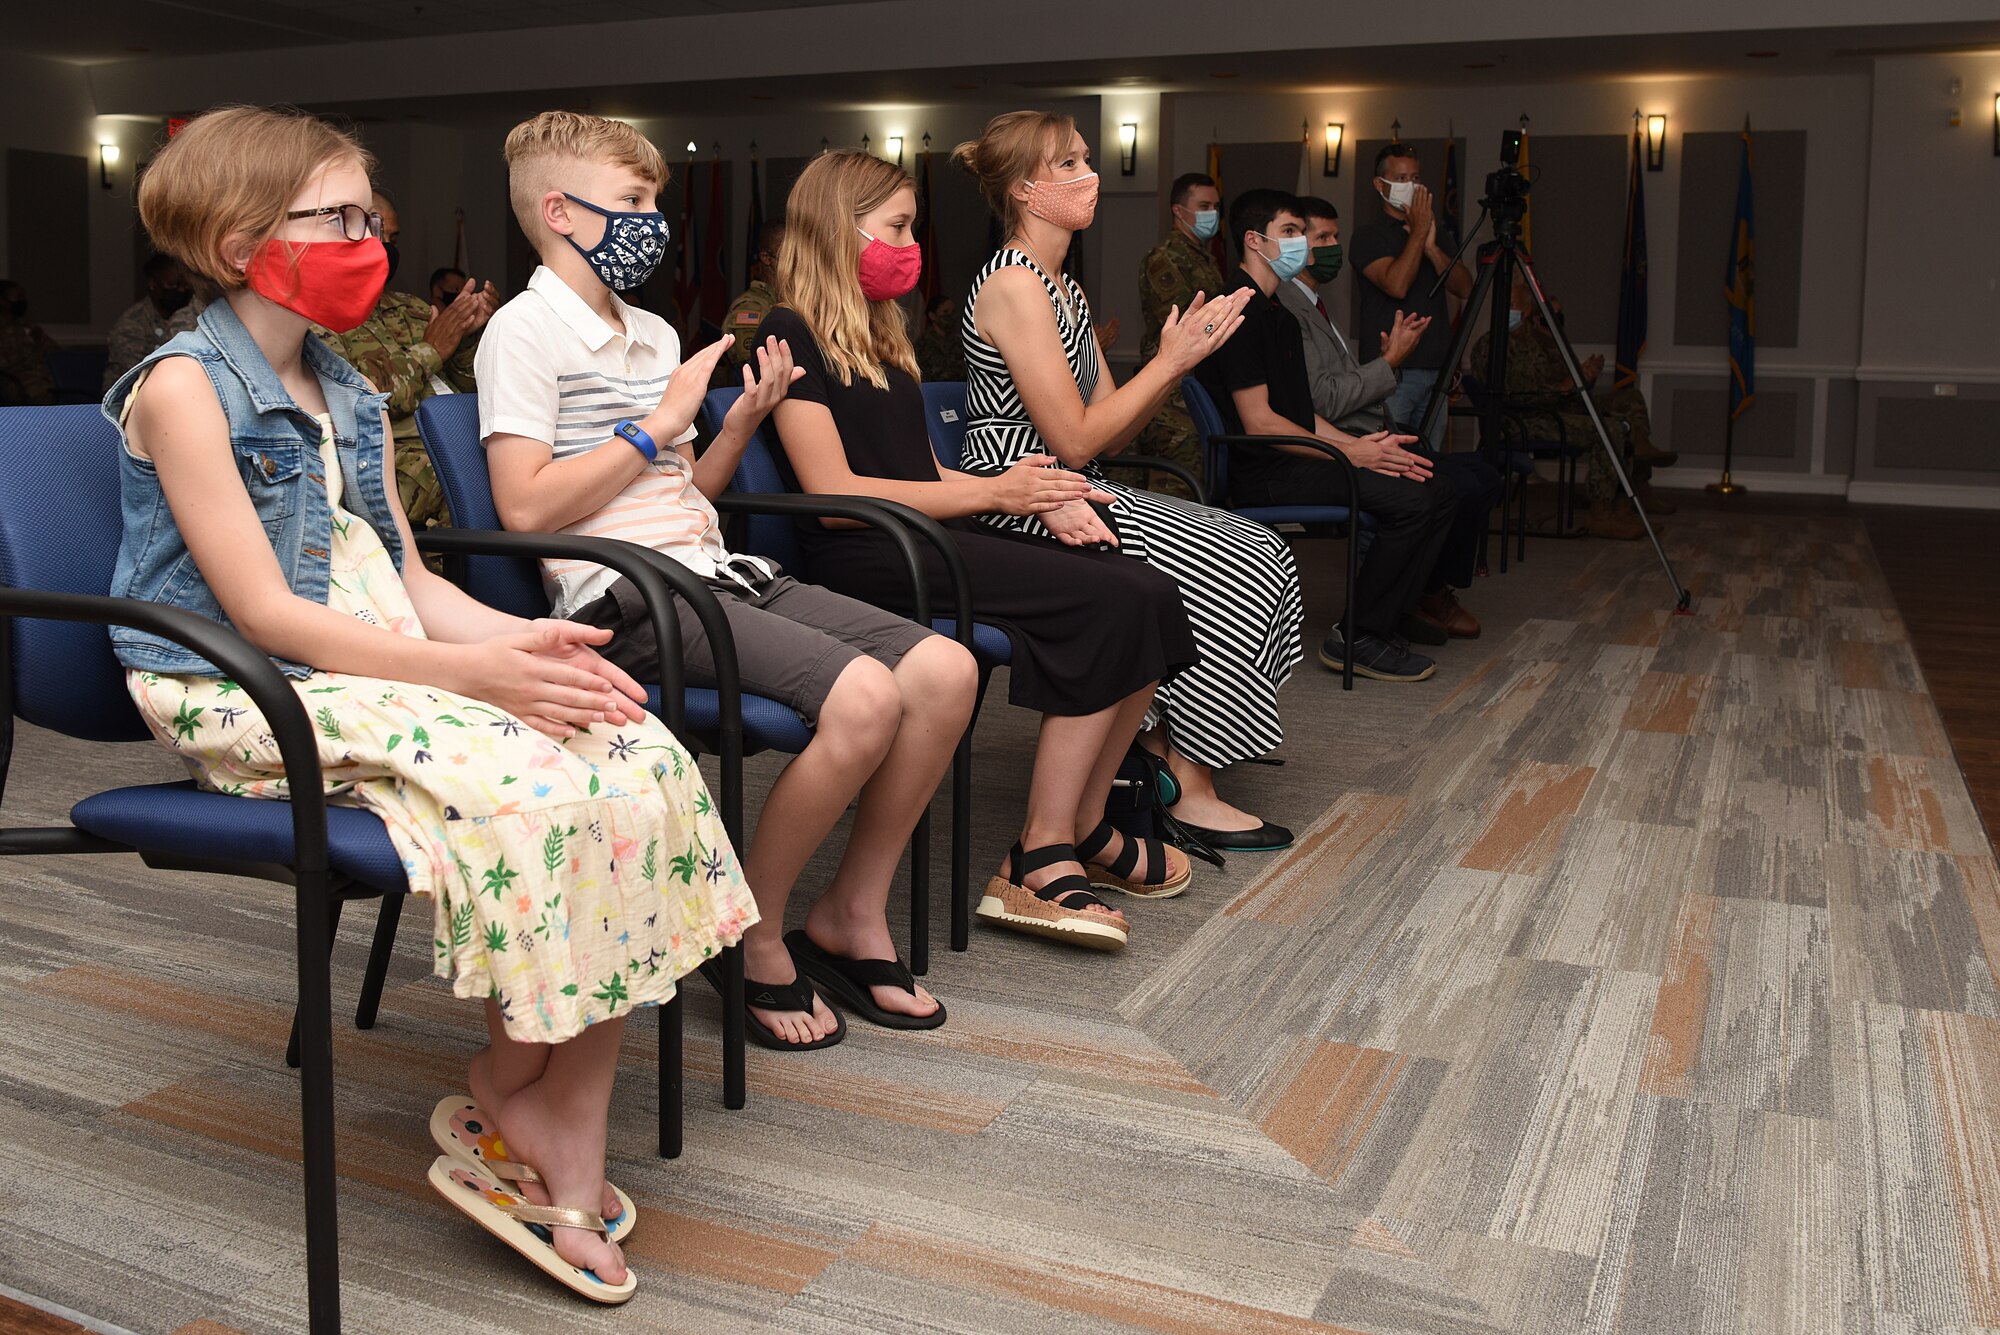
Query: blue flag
1726 120 1755 420
1614 121 1648 389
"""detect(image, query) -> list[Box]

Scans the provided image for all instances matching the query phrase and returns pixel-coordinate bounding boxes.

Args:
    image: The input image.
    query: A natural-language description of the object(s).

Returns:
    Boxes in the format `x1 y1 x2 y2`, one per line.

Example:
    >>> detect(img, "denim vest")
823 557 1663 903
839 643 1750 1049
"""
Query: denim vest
103 299 399 678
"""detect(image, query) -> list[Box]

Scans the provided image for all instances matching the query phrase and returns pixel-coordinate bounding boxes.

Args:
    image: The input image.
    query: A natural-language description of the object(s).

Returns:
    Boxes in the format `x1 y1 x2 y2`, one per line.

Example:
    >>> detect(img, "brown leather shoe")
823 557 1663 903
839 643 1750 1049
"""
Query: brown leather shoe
1584 510 1647 540
1633 440 1679 468
1417 589 1481 638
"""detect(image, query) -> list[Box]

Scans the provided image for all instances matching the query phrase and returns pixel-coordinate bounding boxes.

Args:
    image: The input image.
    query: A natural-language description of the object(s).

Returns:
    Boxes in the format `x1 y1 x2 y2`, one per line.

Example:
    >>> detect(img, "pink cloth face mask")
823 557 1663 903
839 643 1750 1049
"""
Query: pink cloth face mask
1022 171 1099 231
856 228 923 301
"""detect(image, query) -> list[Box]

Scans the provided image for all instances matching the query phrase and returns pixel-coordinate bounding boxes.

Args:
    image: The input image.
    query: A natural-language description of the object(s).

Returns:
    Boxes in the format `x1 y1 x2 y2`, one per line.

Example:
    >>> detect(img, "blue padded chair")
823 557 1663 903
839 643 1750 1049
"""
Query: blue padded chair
919 379 1210 505
701 386 983 958
0 404 699 1332
1453 373 1589 570
1179 376 1369 691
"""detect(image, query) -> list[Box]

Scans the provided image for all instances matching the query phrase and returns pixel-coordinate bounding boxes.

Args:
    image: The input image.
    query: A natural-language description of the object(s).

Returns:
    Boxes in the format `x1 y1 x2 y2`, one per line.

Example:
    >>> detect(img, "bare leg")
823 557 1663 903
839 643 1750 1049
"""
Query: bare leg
739 657 900 1043
805 638 977 1017
1070 687 1186 883
472 1000 629 1282
1137 725 1264 833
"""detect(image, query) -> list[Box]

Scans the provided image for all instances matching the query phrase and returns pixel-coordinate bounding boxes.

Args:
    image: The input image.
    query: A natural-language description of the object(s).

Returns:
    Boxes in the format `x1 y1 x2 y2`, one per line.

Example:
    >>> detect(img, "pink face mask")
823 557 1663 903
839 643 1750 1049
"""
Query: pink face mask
856 228 923 301
1022 171 1099 231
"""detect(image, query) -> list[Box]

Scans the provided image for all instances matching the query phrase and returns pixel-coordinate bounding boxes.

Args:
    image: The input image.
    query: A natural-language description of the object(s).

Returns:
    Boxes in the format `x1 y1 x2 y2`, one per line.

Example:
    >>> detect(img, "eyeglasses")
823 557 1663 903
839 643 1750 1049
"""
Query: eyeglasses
283 204 385 242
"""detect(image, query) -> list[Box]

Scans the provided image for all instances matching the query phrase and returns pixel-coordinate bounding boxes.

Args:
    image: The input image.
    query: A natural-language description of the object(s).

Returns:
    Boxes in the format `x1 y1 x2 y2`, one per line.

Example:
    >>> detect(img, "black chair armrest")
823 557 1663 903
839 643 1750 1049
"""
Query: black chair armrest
0 590 329 881
1208 432 1366 509
712 493 932 626
416 528 696 742
1097 453 1210 507
832 497 973 645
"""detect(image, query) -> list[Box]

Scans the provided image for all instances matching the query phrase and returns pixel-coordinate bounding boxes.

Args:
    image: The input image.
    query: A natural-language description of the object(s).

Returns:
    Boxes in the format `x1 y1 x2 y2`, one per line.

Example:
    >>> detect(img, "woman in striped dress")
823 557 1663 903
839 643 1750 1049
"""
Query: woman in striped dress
952 112 1305 850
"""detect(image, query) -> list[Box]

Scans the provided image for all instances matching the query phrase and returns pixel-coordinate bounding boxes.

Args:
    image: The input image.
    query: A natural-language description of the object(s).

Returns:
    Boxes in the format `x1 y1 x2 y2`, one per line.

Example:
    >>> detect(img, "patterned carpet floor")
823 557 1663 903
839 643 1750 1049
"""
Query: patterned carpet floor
1 511 1995 1334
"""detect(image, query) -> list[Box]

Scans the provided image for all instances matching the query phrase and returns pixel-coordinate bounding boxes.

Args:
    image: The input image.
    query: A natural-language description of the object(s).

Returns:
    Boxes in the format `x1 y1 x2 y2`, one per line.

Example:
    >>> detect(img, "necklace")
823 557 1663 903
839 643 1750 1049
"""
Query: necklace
1009 233 1077 327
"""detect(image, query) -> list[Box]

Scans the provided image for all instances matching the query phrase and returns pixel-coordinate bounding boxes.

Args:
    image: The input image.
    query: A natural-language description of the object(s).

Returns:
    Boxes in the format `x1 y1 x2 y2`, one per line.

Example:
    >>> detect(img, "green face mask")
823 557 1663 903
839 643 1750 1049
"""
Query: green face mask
1307 243 1343 283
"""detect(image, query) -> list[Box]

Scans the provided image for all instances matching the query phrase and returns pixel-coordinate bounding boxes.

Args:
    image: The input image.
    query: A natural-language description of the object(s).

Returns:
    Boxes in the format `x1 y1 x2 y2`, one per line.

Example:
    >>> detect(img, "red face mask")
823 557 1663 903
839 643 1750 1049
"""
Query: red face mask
856 228 923 302
244 237 389 332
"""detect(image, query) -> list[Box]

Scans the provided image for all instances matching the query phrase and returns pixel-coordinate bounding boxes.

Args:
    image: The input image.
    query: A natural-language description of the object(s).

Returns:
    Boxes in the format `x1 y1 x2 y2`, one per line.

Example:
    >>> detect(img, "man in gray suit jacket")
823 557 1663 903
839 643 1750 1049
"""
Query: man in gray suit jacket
1285 196 1502 640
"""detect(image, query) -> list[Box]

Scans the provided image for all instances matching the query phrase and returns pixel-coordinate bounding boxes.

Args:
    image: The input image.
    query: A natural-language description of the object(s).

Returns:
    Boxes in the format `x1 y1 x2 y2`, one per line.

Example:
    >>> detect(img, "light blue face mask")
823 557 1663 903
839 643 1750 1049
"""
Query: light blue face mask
1508 308 1524 331
1190 208 1220 241
1257 232 1312 282
563 193 672 292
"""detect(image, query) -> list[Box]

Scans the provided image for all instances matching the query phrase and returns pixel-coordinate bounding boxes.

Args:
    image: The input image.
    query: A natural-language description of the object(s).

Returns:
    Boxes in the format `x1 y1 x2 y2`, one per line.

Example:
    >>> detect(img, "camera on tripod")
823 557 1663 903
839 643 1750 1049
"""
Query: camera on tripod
1483 129 1532 227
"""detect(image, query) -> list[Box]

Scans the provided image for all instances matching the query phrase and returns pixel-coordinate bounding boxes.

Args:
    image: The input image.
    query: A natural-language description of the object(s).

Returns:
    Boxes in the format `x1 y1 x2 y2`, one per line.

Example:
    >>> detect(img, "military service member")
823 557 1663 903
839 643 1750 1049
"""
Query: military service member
722 220 786 368
103 254 198 389
1134 172 1225 497
312 190 497 535
1470 277 1679 541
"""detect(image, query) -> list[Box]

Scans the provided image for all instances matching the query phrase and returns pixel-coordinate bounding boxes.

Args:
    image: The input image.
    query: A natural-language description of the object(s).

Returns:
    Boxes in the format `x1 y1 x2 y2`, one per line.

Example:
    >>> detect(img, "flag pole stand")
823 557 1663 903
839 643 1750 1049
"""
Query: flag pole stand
1706 411 1747 495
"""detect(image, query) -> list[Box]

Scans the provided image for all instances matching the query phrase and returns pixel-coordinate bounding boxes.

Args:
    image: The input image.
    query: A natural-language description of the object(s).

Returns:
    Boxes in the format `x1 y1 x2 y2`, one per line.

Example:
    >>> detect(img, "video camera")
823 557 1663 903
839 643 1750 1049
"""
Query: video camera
1483 128 1534 233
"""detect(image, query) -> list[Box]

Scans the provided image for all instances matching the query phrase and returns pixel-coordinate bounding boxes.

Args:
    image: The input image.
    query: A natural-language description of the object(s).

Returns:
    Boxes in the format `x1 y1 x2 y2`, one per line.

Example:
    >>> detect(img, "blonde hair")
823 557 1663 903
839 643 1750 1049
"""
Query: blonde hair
774 150 919 390
503 111 668 241
951 111 1075 236
137 105 373 297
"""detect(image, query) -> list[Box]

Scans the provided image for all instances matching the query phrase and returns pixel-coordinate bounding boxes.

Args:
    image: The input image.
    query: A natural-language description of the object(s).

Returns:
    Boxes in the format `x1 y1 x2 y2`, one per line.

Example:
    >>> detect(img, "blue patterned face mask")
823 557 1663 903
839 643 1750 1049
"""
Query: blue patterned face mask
562 194 671 292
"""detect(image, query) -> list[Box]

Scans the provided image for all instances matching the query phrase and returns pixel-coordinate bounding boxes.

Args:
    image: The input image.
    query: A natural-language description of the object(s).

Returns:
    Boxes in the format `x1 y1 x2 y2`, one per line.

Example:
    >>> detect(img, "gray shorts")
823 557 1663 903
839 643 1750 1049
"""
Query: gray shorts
573 568 934 725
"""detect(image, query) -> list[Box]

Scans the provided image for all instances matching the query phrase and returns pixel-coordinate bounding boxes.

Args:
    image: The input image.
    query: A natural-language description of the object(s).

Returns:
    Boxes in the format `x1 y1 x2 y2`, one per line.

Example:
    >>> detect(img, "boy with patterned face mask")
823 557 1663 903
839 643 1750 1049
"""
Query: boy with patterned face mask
479 111 976 1052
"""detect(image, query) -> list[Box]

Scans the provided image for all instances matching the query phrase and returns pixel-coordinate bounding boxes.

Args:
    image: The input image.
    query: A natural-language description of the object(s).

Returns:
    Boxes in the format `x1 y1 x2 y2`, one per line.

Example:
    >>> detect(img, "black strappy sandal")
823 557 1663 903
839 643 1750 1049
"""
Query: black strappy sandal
974 841 1130 951
785 929 946 1030
1076 821 1193 899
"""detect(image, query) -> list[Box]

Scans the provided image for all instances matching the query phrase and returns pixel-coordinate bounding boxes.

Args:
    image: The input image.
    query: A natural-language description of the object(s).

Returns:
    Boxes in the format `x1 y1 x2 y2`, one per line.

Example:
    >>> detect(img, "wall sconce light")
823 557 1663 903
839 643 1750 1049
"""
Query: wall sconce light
1993 93 1999 156
1645 114 1667 171
1323 122 1344 176
1119 121 1138 176
887 135 903 166
98 141 120 190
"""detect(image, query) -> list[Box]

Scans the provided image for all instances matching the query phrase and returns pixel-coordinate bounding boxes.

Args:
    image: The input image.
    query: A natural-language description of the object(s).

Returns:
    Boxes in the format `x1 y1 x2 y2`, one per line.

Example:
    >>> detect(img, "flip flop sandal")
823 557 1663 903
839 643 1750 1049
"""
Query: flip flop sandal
1076 821 1193 899
784 929 947 1030
975 841 1129 951
429 1095 636 1243
427 1155 636 1304
699 955 848 1051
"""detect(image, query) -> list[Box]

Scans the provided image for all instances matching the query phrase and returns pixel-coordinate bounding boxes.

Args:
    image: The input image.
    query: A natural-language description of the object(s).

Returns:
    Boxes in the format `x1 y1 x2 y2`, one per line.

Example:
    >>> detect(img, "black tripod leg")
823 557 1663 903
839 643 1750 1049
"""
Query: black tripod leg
659 988 683 1159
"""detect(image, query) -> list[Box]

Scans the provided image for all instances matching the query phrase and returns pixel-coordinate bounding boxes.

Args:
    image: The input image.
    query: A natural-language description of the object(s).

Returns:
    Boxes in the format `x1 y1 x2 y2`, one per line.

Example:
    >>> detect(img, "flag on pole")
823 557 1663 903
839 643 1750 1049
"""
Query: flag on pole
1295 121 1314 198
453 207 466 274
916 147 940 305
1205 141 1228 271
743 145 763 291
673 146 698 326
1441 132 1462 243
700 146 728 324
1726 118 1756 420
1613 117 1649 390
1518 121 1533 253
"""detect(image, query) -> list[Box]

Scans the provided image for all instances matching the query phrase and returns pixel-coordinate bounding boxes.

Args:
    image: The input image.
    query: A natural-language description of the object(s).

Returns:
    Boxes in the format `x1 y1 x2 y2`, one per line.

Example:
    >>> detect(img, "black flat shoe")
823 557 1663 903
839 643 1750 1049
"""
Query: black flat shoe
1171 819 1294 852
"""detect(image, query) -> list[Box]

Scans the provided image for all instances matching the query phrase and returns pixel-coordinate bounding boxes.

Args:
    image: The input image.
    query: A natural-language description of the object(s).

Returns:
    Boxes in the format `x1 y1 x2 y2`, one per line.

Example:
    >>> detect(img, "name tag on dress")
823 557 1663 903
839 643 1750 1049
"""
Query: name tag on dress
938 408 958 422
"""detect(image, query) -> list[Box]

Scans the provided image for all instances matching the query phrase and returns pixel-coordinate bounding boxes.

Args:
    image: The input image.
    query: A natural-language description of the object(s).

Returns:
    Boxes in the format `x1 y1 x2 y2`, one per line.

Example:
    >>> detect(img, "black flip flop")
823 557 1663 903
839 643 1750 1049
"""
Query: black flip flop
784 929 946 1031
698 955 847 1051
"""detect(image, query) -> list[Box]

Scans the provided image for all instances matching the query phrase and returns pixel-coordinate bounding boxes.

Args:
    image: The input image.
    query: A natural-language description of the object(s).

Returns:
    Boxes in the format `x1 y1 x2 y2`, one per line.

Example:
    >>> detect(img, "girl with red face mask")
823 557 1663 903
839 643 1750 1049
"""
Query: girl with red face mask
762 149 1201 952
103 105 756 1303
953 111 1306 857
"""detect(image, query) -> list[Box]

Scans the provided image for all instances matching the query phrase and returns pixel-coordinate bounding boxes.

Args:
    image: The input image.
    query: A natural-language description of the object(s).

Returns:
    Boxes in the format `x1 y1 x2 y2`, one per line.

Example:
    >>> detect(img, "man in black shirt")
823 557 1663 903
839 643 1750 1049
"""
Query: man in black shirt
1351 143 1473 450
1194 189 1459 683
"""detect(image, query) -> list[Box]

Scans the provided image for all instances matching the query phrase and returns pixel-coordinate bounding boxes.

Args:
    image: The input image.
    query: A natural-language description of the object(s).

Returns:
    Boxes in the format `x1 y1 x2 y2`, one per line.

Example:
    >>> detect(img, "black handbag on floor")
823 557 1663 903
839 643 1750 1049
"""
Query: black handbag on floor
1102 743 1225 870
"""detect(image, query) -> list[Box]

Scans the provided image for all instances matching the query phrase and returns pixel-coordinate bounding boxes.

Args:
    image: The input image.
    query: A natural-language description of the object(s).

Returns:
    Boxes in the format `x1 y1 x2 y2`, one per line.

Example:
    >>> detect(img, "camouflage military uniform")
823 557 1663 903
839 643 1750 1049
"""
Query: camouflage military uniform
103 297 199 390
313 290 476 537
0 319 57 406
1134 228 1223 499
722 280 777 366
1470 322 1656 507
915 321 966 384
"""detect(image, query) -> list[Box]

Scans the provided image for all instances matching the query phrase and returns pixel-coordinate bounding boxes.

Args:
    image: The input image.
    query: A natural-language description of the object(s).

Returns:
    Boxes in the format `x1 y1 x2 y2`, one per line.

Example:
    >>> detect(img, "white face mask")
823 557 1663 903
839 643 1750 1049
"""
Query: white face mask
1382 179 1418 211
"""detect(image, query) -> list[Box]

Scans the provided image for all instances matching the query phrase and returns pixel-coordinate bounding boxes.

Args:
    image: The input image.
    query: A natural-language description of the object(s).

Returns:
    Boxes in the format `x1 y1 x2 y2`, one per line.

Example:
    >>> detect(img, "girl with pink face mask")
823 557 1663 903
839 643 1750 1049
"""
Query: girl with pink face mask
952 111 1307 866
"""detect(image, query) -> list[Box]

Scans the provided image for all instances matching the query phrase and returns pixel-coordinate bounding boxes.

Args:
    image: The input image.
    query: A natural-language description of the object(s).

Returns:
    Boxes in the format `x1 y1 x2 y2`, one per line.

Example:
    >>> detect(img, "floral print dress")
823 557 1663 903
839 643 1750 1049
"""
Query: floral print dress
127 414 757 1043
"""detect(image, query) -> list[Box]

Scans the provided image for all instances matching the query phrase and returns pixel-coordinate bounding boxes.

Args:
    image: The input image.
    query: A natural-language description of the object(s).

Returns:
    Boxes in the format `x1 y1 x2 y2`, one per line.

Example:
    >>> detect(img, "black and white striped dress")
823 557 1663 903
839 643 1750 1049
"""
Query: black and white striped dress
961 248 1303 769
